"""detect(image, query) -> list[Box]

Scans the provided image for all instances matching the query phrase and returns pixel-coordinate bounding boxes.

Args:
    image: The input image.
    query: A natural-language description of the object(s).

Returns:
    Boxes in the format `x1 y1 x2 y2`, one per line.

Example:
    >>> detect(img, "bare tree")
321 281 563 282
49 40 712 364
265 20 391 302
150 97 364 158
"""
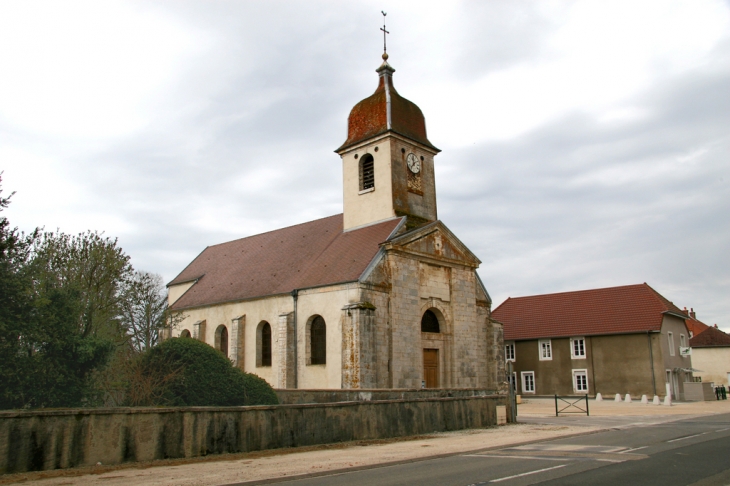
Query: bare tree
120 271 168 353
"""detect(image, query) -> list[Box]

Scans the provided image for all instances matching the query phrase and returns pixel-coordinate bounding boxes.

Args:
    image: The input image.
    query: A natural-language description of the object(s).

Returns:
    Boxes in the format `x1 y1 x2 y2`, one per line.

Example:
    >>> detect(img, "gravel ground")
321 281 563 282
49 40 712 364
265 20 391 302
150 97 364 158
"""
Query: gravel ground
3 398 727 485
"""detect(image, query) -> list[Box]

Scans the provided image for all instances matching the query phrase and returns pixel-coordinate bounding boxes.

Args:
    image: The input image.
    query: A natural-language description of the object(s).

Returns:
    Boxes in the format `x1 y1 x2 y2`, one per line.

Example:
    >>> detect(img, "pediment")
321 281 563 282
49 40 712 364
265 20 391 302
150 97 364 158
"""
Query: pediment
384 221 481 268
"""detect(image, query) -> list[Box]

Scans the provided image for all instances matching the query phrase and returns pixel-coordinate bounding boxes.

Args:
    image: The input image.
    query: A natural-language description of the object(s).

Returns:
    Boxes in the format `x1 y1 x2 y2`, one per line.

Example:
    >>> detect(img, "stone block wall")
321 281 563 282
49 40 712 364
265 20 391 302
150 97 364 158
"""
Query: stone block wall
0 394 508 474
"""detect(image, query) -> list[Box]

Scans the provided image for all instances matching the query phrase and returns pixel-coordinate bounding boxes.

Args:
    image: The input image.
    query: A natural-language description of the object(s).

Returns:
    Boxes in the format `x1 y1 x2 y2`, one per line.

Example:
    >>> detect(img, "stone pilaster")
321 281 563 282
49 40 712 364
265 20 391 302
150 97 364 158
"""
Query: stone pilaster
193 320 207 342
230 315 245 369
277 312 296 389
491 319 507 391
341 302 377 389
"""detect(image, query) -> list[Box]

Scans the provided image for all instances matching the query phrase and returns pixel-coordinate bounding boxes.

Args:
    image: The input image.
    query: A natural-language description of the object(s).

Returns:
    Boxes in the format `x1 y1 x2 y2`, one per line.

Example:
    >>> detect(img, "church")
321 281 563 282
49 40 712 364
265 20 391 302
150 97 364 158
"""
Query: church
167 52 505 391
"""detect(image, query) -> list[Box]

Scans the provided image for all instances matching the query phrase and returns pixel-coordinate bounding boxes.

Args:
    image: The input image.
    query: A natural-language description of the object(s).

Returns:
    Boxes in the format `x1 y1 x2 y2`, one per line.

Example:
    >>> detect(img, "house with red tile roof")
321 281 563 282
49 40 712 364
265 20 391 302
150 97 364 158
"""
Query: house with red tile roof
492 284 692 399
684 308 711 338
166 54 502 391
689 324 730 387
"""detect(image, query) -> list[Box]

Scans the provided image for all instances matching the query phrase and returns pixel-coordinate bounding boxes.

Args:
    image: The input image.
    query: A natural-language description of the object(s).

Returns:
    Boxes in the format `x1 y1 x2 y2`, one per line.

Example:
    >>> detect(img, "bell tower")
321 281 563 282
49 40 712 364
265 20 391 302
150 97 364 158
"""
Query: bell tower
335 53 440 231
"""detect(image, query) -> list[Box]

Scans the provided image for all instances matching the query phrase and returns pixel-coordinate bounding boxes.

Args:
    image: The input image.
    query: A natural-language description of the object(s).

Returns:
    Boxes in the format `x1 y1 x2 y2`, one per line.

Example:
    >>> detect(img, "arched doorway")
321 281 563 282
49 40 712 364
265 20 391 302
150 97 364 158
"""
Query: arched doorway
421 309 442 388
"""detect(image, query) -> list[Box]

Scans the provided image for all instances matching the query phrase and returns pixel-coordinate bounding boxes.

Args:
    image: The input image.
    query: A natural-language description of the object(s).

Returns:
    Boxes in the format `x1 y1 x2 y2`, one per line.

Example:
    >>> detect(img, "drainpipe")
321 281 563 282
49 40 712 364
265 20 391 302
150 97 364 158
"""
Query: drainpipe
292 289 299 389
647 331 656 396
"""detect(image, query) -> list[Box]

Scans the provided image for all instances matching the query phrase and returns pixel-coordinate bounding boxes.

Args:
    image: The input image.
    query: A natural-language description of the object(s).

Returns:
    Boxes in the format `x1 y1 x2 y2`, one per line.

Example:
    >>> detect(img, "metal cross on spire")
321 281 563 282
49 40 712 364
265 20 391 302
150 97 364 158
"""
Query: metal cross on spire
380 11 389 60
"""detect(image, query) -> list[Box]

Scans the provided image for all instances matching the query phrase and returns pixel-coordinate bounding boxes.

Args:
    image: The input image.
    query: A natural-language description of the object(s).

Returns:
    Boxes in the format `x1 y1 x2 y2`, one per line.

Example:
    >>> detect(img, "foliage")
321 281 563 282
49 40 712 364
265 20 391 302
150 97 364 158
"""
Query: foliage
28 229 133 340
0 175 114 409
128 337 278 407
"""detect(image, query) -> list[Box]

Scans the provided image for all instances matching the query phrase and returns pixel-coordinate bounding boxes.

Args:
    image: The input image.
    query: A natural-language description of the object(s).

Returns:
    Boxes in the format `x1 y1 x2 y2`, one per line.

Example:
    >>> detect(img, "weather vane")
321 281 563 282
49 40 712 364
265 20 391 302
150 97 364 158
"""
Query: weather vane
380 11 389 60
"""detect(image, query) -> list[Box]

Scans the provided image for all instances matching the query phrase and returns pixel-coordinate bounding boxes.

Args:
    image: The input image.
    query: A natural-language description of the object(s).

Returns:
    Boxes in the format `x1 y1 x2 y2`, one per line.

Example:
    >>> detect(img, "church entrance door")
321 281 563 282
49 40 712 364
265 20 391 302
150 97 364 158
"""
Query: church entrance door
423 349 439 388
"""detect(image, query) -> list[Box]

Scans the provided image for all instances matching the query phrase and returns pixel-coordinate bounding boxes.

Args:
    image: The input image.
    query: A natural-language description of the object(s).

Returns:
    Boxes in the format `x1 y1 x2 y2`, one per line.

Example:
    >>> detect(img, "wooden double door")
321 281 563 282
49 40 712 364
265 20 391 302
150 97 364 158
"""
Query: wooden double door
423 349 439 388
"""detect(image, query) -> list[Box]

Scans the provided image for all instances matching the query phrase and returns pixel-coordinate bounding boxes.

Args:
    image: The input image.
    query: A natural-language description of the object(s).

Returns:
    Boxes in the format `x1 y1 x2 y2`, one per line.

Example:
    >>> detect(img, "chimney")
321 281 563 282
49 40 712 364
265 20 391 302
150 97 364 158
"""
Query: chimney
690 308 696 319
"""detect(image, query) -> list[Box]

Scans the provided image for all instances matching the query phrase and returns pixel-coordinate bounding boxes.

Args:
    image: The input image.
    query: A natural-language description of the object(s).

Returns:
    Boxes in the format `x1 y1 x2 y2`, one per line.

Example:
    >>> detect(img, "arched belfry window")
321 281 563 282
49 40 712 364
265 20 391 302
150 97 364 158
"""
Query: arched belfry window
421 310 440 333
359 154 375 191
309 316 327 365
257 321 272 367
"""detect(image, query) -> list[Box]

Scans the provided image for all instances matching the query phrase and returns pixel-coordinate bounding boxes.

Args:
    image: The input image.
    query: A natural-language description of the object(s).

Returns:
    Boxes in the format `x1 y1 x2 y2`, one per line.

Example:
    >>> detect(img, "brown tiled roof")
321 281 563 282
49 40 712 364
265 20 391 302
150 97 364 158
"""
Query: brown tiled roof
685 317 710 337
690 326 730 347
168 214 402 310
336 62 438 153
494 283 688 341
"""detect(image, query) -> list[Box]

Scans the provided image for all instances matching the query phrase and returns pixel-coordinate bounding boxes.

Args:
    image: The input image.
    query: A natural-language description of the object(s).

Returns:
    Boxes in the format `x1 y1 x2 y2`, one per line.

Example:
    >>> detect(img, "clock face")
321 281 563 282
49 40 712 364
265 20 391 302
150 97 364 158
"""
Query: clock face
407 153 421 174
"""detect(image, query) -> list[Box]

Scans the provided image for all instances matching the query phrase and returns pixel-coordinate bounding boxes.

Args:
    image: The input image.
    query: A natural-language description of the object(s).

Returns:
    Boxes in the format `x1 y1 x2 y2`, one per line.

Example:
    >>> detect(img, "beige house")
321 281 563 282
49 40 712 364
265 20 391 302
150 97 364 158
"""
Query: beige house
493 284 692 399
689 325 730 387
167 54 505 391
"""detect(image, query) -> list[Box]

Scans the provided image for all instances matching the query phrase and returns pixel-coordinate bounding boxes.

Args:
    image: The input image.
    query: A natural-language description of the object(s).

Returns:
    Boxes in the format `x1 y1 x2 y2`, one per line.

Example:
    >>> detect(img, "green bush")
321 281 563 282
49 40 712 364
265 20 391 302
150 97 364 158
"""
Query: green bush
129 337 278 407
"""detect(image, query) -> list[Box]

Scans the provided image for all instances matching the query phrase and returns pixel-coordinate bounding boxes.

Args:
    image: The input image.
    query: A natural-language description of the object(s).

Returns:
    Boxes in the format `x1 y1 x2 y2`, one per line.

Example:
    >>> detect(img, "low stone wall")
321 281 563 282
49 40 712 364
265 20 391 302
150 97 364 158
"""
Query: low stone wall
274 387 500 404
0 394 508 474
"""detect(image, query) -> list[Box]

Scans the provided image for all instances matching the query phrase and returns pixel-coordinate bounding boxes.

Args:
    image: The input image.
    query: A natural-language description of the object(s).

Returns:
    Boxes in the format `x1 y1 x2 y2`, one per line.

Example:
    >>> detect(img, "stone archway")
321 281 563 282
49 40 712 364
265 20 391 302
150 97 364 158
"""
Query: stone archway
419 304 451 388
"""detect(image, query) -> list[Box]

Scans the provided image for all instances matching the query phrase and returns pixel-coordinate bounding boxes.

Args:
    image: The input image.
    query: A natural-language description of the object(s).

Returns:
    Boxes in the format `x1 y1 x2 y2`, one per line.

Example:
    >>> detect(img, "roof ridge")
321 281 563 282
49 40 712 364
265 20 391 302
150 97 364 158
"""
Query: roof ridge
206 213 343 249
643 282 686 315
501 283 647 301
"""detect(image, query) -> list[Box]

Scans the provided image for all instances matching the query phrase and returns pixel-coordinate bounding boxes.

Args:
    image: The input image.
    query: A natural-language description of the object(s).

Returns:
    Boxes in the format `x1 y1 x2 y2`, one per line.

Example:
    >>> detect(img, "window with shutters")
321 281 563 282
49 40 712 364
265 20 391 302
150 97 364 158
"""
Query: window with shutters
359 154 375 192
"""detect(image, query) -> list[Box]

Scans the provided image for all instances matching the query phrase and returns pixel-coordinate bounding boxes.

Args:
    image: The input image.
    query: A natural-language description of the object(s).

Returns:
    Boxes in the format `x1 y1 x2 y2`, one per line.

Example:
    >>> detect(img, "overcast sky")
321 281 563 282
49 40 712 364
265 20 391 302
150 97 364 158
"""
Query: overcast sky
1 1 729 331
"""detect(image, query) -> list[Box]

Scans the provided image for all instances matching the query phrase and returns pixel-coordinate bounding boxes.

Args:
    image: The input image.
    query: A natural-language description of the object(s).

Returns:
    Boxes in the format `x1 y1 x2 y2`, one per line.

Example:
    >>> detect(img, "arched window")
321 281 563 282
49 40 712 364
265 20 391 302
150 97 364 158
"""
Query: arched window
421 310 440 333
215 325 228 357
309 316 327 365
359 154 375 191
180 329 191 338
257 321 272 367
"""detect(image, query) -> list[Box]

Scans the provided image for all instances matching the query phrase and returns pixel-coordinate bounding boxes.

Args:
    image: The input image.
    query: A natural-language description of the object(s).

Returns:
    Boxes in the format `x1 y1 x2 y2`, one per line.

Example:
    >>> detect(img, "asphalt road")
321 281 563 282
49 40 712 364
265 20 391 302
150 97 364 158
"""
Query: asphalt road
244 413 730 486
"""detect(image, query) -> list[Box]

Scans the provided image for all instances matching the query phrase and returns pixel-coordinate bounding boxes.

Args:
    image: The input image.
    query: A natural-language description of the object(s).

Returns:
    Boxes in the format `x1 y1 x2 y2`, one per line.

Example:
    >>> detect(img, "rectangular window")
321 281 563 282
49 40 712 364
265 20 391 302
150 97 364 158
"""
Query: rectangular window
539 339 552 360
521 371 535 393
573 369 589 393
680 334 686 348
507 372 517 392
505 342 515 362
668 332 675 356
571 337 586 359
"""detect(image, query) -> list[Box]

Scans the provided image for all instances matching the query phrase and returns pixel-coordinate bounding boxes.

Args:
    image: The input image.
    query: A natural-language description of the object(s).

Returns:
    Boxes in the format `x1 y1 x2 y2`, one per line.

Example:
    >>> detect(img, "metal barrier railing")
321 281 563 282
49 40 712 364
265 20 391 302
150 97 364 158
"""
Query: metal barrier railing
554 394 589 416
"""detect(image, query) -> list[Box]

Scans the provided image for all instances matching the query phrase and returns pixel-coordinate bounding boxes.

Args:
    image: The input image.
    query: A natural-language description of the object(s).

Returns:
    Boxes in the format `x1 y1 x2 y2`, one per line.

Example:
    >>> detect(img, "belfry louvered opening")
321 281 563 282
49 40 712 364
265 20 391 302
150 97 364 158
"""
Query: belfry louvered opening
359 154 375 191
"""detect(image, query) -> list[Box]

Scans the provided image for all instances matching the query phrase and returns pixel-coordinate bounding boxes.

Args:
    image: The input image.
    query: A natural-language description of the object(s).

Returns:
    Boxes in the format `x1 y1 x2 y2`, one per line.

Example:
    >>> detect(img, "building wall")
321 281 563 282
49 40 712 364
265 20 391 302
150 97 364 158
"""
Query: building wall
341 136 395 230
170 285 353 390
168 230 496 392
660 315 693 399
340 134 439 231
379 251 488 390
690 347 730 386
510 333 672 398
172 294 292 386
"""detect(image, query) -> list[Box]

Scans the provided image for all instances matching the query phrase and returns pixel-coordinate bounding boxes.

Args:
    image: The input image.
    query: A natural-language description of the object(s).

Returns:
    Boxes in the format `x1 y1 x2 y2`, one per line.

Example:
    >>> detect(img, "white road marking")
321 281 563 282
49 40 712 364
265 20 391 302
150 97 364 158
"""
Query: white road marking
488 464 567 483
667 433 706 443
620 446 648 453
464 454 572 461
715 428 730 432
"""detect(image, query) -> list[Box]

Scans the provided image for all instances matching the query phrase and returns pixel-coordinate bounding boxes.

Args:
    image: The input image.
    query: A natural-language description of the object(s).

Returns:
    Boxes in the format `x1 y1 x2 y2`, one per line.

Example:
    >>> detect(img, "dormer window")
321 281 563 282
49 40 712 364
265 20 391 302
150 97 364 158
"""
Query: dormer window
359 154 374 191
